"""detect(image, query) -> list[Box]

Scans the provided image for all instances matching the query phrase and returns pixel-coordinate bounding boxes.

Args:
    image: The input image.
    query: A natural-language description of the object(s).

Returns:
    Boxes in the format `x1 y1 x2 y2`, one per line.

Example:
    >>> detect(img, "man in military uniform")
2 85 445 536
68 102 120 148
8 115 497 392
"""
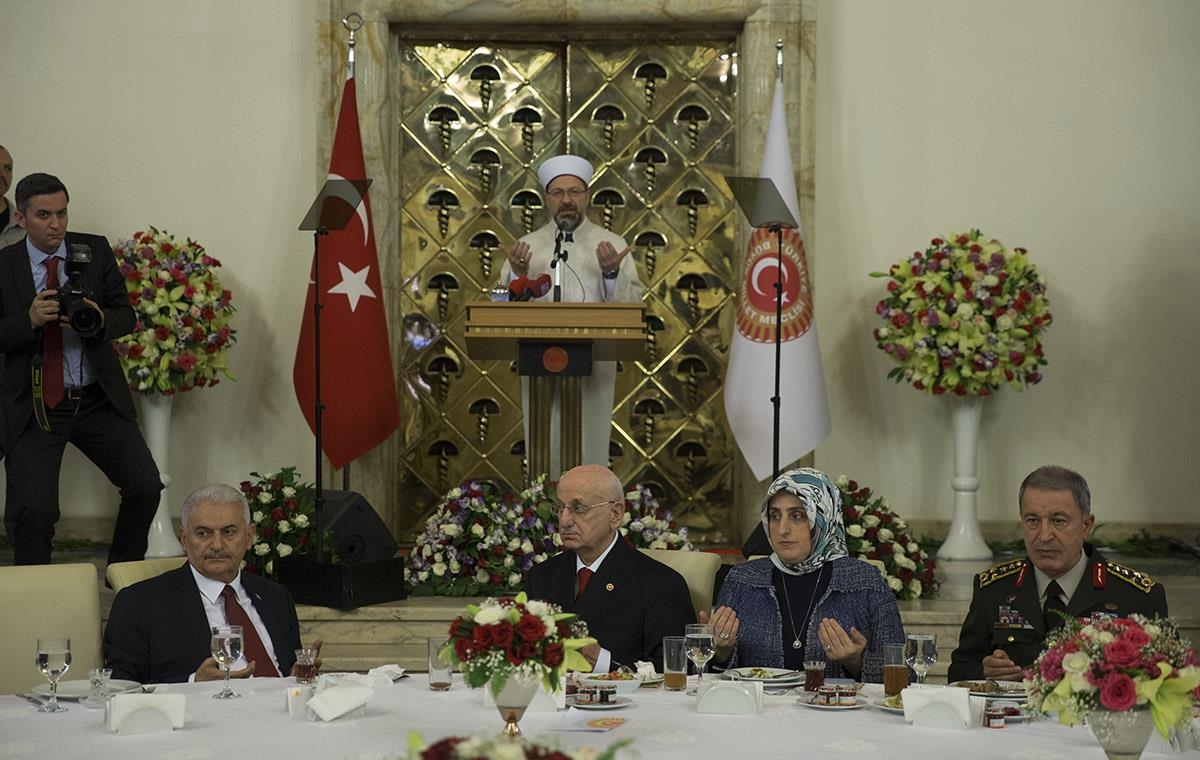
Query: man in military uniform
947 465 1168 682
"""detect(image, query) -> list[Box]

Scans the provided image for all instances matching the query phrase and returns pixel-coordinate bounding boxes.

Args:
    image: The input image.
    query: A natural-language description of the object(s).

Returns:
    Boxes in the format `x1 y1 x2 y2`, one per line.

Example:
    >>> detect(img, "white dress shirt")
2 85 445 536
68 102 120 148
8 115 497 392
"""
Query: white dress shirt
188 565 281 679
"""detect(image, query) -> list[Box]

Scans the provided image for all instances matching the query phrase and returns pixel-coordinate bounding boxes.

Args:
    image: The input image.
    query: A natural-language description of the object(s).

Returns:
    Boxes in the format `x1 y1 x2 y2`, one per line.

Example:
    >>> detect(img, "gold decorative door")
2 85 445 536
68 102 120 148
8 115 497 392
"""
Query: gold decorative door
392 37 741 544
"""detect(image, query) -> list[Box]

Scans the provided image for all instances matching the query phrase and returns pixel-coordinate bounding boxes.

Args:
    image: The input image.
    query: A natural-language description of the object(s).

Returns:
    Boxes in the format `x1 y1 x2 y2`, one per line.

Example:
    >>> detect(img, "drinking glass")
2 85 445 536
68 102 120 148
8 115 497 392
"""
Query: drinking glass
210 625 244 699
82 667 113 709
293 646 319 684
905 633 938 685
427 637 452 691
35 637 71 713
684 623 715 685
883 643 907 697
662 636 688 691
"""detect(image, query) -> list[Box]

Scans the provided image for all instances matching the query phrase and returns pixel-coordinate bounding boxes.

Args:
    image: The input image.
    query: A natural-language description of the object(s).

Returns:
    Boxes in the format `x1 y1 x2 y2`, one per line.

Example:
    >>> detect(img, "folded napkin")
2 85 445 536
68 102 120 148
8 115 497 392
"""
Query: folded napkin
105 693 186 734
901 686 974 729
283 684 315 719
634 660 657 680
306 684 373 722
316 665 404 691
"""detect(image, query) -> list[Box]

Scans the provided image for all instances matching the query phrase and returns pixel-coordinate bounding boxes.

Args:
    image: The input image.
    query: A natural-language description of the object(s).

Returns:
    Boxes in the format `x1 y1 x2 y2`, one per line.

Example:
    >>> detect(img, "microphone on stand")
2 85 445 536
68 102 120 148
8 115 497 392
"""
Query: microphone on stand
551 219 573 302
507 273 552 301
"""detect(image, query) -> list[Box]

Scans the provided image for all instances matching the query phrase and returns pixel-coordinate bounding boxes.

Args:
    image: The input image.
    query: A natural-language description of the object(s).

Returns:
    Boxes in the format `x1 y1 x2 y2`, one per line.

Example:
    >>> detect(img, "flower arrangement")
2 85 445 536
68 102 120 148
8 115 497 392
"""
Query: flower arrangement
1025 614 1200 738
406 478 693 596
239 467 317 577
836 475 938 600
440 592 593 696
406 731 628 760
112 226 236 394
871 229 1051 396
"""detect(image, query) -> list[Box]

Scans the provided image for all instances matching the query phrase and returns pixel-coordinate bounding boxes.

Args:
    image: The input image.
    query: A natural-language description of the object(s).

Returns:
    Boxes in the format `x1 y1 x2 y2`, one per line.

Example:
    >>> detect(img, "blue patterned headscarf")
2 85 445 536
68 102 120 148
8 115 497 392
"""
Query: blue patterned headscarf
760 467 848 576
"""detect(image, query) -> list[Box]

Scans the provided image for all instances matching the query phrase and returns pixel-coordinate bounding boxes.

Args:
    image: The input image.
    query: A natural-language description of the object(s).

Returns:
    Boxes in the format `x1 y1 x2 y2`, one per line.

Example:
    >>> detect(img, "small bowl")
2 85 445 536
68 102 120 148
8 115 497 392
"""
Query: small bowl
579 675 642 695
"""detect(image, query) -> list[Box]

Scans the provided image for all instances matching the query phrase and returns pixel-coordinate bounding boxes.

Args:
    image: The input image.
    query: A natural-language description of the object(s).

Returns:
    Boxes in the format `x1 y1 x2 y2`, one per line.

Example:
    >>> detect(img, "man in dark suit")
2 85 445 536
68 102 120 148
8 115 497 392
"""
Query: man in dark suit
104 483 312 683
948 465 1168 682
525 464 695 671
0 172 161 565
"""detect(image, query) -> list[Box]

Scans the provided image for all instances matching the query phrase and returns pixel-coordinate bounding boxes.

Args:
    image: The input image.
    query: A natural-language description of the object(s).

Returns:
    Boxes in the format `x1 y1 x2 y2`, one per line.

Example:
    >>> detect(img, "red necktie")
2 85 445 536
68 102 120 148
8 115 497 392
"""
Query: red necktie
221 585 280 677
576 567 593 601
42 257 64 409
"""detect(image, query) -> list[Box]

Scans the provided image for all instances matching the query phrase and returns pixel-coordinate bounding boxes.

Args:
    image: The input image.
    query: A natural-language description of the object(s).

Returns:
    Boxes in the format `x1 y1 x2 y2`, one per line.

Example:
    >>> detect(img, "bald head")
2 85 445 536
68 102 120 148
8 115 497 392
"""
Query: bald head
556 465 626 565
559 465 623 503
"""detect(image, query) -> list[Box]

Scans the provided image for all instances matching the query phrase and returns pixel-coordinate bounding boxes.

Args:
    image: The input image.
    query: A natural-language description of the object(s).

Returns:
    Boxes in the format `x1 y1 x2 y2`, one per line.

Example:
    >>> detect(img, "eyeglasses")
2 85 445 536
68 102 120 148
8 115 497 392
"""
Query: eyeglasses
546 187 586 200
554 499 619 517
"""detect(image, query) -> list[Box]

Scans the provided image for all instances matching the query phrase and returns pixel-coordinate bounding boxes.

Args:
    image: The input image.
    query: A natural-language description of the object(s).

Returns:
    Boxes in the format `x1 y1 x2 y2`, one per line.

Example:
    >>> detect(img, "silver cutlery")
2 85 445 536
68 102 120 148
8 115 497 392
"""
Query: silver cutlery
15 693 46 707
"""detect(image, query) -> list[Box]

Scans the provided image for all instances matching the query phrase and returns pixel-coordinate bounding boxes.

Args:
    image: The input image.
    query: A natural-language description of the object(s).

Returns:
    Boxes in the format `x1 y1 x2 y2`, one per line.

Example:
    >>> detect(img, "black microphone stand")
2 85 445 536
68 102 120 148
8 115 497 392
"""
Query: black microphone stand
769 222 784 478
551 226 565 302
309 227 329 561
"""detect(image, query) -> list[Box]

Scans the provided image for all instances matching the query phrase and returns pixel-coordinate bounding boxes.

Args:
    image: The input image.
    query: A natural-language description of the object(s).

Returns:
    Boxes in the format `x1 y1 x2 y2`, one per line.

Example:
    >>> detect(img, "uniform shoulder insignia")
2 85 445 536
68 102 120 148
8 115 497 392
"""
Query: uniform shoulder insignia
1105 560 1156 593
979 558 1026 588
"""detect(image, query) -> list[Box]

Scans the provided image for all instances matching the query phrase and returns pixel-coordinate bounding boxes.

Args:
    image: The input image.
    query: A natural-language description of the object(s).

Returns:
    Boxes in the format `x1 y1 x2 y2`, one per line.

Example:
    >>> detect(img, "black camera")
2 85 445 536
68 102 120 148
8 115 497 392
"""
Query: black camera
55 244 102 338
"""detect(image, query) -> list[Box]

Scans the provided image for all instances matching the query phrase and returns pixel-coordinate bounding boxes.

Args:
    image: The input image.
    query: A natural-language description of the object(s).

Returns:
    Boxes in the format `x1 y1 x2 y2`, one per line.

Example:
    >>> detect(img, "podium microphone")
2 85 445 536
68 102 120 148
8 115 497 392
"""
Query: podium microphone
508 273 552 301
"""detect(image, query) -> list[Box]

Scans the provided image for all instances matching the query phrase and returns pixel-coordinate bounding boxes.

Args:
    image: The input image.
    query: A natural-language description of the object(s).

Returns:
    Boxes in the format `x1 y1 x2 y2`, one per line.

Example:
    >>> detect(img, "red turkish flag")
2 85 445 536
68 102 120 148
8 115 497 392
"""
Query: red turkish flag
293 77 399 469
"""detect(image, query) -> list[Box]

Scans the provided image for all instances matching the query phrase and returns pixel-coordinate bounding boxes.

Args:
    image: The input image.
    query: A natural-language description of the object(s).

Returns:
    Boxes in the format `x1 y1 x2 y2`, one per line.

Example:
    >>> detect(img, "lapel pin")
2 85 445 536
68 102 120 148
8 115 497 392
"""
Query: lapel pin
605 583 614 592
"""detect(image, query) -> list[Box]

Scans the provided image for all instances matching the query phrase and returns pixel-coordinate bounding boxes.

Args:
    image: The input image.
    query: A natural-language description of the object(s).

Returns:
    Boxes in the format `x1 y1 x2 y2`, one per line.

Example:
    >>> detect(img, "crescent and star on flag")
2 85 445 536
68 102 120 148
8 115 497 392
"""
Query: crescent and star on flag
310 171 377 313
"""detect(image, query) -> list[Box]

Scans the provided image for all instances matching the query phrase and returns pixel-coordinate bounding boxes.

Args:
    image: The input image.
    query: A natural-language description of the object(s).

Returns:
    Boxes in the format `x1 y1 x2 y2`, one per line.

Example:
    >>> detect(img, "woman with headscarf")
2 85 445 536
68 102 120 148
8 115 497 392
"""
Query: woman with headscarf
705 467 905 681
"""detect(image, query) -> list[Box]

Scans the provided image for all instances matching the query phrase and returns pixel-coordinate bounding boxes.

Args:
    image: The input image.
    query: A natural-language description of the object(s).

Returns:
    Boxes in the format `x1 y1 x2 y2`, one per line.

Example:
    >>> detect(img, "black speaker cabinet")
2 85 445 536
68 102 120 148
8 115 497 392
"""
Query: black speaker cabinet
274 491 406 610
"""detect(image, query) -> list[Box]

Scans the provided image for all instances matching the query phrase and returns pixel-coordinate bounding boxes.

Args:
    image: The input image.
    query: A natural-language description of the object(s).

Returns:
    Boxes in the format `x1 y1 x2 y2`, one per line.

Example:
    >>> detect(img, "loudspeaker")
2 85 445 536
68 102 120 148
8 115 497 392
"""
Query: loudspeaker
320 490 398 564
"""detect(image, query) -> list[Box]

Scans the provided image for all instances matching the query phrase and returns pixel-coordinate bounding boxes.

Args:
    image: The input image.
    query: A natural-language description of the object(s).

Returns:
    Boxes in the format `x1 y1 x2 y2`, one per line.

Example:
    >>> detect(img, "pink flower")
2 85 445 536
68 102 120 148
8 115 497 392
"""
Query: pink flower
1098 672 1137 711
1104 638 1142 670
1122 627 1151 649
1039 647 1065 682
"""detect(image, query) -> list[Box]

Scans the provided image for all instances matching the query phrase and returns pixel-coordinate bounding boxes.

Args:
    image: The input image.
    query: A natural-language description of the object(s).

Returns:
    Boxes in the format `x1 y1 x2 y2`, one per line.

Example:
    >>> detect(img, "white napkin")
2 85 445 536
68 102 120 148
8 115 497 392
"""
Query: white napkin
901 686 972 729
105 693 186 734
283 685 315 719
316 665 402 691
306 685 373 722
634 660 657 680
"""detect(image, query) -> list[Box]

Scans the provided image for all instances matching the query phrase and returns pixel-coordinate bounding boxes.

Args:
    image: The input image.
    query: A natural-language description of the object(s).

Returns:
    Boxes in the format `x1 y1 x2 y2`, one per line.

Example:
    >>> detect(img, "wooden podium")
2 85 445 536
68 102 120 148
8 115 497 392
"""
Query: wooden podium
464 302 647 478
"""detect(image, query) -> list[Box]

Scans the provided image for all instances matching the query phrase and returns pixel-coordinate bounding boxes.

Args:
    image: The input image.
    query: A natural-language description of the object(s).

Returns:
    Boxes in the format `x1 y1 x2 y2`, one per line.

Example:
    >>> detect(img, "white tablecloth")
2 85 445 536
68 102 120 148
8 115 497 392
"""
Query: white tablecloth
1 676 1194 759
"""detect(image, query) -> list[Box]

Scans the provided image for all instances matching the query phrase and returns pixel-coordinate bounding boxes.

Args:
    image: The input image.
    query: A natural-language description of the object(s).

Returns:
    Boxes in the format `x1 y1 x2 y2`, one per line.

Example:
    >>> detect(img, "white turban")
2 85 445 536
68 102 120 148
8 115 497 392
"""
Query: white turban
537 154 593 188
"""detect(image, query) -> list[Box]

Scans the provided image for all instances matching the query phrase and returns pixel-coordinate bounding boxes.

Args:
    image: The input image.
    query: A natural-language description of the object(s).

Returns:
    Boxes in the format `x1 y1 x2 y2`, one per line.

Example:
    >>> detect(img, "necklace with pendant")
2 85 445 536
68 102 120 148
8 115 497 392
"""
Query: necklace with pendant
780 564 826 650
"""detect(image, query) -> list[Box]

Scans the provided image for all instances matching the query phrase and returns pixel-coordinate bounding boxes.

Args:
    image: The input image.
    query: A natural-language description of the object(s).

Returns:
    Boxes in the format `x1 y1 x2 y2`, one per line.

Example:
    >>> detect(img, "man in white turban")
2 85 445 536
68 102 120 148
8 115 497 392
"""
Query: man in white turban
500 154 645 478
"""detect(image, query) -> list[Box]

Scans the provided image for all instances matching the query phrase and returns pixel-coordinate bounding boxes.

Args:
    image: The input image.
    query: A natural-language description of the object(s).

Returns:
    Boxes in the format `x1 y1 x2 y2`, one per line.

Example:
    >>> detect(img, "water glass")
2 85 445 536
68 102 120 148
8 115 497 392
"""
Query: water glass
904 633 937 684
662 636 688 691
803 660 826 691
684 623 715 684
35 637 71 713
211 625 244 699
427 637 452 691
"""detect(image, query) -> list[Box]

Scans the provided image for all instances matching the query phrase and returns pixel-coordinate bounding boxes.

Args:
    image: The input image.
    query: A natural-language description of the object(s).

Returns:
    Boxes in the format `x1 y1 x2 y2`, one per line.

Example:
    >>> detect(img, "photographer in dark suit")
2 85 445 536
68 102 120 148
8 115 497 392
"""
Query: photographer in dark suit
104 483 311 683
525 464 695 671
0 173 161 565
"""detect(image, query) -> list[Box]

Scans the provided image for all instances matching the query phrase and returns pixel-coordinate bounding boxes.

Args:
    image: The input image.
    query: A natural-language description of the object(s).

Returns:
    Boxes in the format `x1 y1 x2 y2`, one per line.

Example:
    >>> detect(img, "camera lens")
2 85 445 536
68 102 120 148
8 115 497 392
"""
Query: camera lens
67 302 102 339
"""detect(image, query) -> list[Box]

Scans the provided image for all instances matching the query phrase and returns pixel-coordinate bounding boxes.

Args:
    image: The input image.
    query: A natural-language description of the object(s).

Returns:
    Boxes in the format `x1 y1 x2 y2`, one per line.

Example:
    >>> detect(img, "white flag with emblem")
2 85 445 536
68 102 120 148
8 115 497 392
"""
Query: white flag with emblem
724 73 831 481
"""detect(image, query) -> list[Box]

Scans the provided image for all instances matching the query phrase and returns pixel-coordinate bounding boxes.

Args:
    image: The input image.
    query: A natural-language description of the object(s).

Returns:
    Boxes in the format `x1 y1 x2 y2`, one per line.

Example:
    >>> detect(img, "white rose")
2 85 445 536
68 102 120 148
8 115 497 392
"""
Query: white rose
448 559 460 574
650 539 667 549
877 528 894 542
257 492 272 505
252 511 265 523
907 542 919 553
277 543 293 558
982 274 999 287
508 538 520 550
534 553 547 562
847 524 865 538
509 573 522 588
835 475 850 488
432 562 447 577
282 486 296 498
293 514 309 528
892 543 906 555
418 570 429 582
552 534 563 547
526 600 551 617
471 523 485 537
503 556 514 568
474 604 506 625
520 539 534 554
895 555 916 571
448 487 462 499
434 552 444 563
908 579 922 597
254 543 270 556
862 514 880 528
442 524 461 537
887 576 903 591
276 520 290 534
865 559 887 578
265 560 273 575
475 568 489 583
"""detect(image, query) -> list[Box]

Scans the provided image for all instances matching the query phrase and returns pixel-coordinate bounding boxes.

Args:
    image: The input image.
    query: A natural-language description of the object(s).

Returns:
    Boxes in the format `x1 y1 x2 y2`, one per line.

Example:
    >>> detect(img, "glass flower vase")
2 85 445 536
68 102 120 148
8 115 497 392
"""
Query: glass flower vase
493 673 541 738
1088 708 1155 760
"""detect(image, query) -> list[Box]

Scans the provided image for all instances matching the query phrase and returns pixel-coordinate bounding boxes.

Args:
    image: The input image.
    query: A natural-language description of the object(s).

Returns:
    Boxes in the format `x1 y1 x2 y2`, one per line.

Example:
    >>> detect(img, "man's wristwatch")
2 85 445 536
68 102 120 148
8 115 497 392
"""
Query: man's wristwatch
601 268 619 280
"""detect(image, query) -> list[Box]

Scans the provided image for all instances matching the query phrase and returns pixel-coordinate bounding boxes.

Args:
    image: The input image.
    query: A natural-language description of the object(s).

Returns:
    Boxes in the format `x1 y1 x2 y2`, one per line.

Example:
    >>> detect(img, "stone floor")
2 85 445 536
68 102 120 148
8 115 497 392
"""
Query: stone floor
6 548 1198 680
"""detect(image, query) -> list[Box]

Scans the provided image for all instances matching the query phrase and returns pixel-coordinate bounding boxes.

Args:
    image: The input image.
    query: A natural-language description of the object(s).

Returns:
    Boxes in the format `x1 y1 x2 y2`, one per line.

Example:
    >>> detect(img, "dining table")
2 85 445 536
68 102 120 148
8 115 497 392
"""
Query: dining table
1 674 1195 759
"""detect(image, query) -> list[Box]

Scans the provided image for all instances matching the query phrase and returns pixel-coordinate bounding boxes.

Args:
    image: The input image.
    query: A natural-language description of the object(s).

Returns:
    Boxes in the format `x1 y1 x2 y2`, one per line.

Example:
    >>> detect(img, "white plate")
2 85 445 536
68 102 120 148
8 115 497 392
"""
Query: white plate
948 680 1028 699
798 696 869 710
33 679 141 700
870 698 905 715
639 675 664 687
570 696 633 711
987 699 1030 722
724 667 803 682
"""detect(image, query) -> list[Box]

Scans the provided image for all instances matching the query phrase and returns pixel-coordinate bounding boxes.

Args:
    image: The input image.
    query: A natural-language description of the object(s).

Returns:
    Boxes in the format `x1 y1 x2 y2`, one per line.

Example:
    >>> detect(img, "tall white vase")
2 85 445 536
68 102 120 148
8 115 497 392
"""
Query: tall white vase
938 395 993 560
141 393 183 557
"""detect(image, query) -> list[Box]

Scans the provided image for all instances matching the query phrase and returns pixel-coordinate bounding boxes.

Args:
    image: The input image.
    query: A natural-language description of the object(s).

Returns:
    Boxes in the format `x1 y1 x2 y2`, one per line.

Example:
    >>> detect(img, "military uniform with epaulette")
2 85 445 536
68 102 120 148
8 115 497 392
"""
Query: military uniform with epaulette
947 543 1168 682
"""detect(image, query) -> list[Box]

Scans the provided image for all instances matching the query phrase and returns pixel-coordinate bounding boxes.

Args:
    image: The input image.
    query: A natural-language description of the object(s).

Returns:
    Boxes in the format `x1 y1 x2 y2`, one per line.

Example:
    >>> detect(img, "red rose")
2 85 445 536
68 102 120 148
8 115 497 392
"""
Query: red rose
271 508 285 521
516 613 547 642
1098 672 1137 711
473 624 494 649
491 621 514 649
1122 626 1151 649
543 641 564 668
453 637 472 662
154 326 170 341
259 526 275 540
